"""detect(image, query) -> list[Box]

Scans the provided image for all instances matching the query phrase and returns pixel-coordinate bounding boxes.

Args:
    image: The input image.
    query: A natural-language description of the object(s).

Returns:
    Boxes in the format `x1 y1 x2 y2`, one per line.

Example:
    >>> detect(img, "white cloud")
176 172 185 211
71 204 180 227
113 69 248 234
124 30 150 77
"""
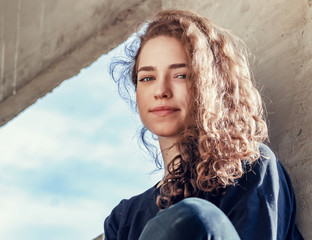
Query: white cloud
0 184 111 240
0 105 156 170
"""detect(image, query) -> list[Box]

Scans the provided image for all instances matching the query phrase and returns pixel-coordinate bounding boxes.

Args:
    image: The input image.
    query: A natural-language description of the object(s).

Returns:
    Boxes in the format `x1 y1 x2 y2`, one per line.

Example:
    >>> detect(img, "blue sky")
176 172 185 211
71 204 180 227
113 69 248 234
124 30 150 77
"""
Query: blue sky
0 44 163 240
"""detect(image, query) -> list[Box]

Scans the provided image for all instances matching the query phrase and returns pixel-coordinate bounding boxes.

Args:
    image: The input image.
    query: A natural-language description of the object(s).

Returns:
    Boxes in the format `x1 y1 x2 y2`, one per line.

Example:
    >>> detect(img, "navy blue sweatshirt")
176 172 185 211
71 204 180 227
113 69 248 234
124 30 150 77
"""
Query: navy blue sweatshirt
104 144 303 240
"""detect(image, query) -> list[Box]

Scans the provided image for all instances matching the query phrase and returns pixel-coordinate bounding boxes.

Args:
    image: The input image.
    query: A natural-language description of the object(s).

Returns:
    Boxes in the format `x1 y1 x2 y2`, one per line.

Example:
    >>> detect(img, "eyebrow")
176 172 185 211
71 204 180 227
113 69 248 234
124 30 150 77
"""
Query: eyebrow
169 63 187 69
137 63 187 73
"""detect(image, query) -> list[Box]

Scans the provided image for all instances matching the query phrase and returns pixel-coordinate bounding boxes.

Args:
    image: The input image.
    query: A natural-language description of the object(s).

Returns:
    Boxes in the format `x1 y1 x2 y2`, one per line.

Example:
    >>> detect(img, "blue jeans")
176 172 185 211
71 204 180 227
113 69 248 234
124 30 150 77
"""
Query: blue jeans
139 198 240 240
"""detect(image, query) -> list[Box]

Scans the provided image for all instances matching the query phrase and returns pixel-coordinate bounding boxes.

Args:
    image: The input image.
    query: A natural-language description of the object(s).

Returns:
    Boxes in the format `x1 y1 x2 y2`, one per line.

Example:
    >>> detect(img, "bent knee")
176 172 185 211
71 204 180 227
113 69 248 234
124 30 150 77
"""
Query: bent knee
177 198 221 215
174 198 232 226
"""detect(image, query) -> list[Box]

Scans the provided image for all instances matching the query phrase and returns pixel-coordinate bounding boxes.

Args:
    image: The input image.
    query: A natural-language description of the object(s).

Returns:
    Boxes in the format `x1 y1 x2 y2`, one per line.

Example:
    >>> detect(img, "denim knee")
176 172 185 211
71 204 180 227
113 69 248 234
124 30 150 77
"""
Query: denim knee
140 198 208 240
177 198 229 225
139 198 240 240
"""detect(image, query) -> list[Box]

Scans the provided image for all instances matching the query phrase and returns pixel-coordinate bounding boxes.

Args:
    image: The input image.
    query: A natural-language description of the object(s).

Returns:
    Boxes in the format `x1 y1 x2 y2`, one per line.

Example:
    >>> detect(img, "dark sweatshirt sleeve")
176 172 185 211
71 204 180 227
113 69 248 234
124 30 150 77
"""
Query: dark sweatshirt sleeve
219 144 302 240
104 200 124 240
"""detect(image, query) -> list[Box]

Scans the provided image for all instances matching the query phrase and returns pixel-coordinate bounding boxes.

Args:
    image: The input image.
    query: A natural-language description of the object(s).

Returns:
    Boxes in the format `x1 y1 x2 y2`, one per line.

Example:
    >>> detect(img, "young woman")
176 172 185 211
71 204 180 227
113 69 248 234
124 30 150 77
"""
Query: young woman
104 9 303 240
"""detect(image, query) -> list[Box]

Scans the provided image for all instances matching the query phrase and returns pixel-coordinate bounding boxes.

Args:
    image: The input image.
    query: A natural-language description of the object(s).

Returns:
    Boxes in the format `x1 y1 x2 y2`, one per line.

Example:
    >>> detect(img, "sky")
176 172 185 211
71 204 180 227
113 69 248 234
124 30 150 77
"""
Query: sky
0 43 163 240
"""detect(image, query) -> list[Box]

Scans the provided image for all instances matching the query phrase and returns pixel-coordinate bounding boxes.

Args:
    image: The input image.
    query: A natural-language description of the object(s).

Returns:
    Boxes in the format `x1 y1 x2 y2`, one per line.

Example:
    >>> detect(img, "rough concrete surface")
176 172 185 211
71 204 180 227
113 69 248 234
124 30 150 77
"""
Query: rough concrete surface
0 0 162 126
0 0 311 239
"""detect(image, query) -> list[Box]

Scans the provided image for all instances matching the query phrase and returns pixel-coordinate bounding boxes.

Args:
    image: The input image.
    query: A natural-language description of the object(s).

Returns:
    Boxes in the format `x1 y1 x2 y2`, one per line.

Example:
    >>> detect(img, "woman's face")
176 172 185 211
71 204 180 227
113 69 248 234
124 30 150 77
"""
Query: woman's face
136 36 190 139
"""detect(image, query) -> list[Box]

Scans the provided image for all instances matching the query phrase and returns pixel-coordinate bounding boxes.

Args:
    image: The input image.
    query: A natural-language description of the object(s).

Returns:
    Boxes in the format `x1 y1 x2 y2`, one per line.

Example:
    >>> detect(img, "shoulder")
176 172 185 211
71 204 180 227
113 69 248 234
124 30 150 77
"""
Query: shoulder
252 143 277 172
118 185 158 216
104 185 159 239
219 143 301 239
245 143 279 184
234 143 292 198
244 143 294 194
220 144 280 205
105 185 157 223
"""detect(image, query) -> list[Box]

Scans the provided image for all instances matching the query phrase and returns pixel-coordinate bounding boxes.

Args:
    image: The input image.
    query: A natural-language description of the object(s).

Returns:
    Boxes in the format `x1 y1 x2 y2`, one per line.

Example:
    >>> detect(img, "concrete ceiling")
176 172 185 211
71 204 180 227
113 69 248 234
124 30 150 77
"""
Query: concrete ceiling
0 0 162 127
1 0 311 238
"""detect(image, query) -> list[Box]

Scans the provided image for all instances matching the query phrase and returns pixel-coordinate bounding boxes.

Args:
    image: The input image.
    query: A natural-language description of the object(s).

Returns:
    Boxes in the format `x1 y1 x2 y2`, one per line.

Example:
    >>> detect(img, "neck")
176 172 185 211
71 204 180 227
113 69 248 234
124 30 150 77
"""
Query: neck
158 136 179 176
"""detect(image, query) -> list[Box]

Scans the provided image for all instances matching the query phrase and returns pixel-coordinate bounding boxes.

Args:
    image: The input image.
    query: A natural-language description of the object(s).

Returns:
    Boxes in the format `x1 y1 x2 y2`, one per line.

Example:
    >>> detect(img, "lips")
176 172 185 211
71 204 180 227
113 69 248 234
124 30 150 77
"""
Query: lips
149 106 180 116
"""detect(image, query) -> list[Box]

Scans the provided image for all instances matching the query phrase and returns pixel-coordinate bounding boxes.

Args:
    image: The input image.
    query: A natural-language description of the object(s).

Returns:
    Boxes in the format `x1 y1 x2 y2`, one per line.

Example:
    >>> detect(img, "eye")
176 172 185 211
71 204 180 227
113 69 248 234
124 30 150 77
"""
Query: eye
139 76 155 82
175 74 187 79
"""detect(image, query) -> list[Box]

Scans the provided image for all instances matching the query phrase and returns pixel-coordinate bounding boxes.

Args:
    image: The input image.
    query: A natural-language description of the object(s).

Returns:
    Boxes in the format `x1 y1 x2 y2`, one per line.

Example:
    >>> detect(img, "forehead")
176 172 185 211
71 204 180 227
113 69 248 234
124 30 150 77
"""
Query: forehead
137 36 188 68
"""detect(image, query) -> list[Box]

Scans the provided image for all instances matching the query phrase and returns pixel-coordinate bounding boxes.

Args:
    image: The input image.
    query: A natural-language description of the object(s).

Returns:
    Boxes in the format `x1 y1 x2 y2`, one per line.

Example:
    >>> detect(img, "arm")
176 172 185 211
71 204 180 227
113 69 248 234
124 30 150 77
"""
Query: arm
104 200 124 240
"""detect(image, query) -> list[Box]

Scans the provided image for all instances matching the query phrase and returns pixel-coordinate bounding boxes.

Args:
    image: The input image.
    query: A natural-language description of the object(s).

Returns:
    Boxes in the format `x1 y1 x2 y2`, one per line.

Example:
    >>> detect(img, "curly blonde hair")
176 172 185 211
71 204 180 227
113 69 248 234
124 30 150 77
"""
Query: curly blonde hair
131 9 268 209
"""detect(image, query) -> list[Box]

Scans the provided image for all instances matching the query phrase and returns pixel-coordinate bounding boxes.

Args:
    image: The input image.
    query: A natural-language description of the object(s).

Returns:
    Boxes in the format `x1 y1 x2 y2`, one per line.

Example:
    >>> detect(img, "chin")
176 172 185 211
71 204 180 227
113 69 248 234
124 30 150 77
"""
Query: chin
144 122 186 139
151 129 184 139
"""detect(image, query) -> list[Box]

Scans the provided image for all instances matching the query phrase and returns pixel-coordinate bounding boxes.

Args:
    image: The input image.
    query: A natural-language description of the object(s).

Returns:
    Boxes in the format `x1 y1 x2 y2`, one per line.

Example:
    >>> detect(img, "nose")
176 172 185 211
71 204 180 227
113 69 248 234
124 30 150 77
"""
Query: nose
154 78 172 100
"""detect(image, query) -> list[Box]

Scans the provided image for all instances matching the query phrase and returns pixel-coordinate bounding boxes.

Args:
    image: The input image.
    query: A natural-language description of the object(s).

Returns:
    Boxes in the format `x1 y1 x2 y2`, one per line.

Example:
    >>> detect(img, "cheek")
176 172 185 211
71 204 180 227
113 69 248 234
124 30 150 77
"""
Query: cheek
136 91 142 112
181 85 192 120
136 89 146 116
180 86 191 110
